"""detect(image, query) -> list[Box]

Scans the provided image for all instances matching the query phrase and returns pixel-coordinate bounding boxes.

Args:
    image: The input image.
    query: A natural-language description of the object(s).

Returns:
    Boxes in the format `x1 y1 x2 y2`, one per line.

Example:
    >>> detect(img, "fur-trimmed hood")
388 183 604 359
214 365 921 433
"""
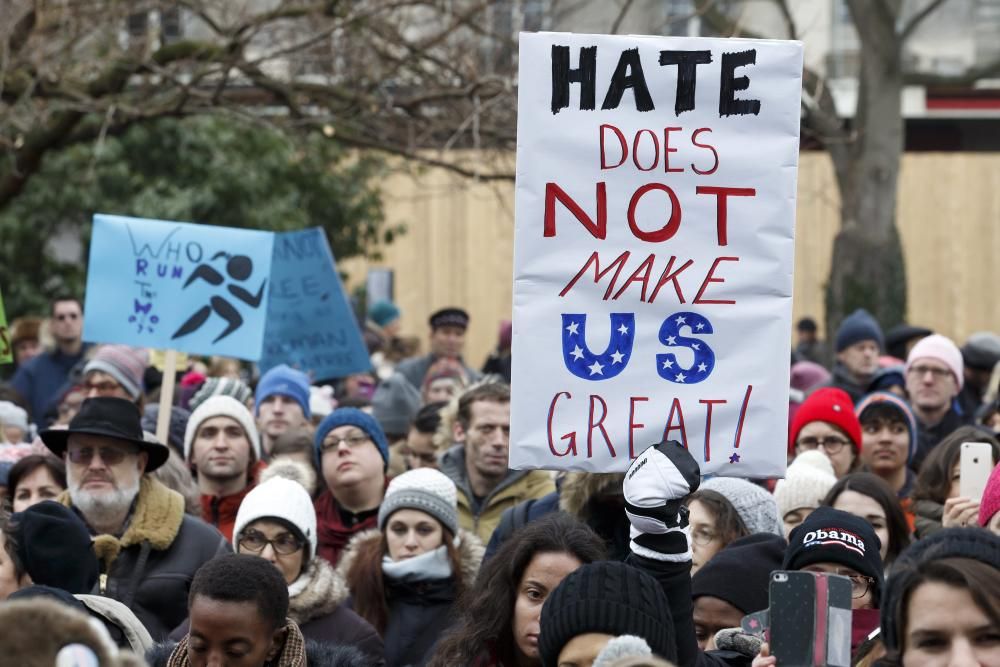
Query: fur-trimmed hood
287 556 341 626
331 527 485 604
59 476 185 570
558 472 624 518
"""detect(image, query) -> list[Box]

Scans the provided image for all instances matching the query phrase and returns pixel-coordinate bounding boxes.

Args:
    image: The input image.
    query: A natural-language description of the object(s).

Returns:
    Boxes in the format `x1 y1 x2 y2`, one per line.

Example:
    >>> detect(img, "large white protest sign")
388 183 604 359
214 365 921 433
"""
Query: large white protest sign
510 32 803 477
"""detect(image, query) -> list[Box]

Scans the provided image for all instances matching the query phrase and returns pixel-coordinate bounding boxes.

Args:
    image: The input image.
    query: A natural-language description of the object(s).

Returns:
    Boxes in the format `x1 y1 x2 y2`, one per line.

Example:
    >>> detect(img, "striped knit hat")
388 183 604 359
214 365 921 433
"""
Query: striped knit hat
855 391 919 463
83 345 148 401
189 377 253 412
183 395 262 462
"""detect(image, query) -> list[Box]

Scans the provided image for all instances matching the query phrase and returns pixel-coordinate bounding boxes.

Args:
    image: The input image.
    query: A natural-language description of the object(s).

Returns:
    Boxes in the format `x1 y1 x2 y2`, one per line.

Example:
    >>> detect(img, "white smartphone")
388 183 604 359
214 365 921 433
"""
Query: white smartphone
960 442 995 501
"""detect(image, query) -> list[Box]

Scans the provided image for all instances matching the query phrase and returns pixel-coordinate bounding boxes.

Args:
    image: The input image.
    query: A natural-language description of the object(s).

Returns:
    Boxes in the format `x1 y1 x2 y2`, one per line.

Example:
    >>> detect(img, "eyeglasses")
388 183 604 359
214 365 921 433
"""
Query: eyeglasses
846 574 876 599
907 365 953 381
804 568 876 599
239 529 303 555
690 527 718 546
67 446 138 465
797 436 850 454
55 313 79 321
321 433 371 452
84 380 122 396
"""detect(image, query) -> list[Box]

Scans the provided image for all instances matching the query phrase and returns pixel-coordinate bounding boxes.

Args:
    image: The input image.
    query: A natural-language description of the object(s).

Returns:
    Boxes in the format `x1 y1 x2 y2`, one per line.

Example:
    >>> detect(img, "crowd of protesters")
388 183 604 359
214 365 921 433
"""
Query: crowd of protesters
0 296 997 667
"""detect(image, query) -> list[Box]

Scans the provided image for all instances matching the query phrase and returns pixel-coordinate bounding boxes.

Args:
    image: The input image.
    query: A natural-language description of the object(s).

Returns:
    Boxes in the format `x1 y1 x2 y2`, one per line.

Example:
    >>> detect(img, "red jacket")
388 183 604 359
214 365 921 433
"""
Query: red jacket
201 485 254 543
314 489 379 567
200 462 266 542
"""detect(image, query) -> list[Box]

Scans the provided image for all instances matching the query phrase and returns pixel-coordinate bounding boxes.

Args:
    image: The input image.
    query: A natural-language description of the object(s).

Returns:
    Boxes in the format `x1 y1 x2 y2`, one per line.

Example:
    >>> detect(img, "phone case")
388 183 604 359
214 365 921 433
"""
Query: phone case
769 571 853 667
960 442 994 500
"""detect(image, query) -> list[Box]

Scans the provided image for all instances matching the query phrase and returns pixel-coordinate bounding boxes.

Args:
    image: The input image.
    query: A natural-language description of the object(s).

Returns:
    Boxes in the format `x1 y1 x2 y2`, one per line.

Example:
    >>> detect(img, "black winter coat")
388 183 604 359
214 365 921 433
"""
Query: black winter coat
62 477 230 641
380 577 458 667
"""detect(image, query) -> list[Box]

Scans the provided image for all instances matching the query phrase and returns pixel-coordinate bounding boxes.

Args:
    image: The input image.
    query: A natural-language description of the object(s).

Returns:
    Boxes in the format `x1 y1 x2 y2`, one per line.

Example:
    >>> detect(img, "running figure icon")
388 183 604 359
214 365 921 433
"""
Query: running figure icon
172 252 267 343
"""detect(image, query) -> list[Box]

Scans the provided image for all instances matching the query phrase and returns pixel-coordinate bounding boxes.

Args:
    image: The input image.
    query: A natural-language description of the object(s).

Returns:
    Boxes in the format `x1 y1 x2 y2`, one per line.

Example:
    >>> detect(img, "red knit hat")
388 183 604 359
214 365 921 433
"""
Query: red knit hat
788 387 862 455
978 462 1000 527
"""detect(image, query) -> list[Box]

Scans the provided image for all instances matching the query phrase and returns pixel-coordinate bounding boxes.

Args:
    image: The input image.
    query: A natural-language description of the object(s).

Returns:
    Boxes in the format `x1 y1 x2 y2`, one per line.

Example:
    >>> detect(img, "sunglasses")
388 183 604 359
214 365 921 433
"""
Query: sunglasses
67 445 138 465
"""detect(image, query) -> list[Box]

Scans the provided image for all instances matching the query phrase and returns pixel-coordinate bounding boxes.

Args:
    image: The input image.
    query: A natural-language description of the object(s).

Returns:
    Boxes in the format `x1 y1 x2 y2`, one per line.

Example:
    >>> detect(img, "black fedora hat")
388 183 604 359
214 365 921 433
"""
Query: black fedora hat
40 397 169 472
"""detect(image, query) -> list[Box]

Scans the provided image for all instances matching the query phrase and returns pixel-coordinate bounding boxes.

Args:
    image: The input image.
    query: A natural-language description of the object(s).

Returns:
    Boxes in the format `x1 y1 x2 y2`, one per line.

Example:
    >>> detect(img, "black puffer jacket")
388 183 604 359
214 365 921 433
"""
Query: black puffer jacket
60 477 230 640
334 528 485 667
382 577 459 667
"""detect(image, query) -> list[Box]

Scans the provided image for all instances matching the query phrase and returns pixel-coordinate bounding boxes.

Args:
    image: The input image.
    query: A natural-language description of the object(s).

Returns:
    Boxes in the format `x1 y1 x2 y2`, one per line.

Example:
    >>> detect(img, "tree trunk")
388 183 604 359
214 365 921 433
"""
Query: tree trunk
824 1 908 342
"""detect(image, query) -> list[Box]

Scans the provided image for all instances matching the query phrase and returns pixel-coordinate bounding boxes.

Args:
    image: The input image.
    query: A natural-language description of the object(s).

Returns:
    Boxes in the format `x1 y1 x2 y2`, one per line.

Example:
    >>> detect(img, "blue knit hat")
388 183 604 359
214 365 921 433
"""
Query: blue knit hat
835 309 884 353
368 300 401 328
315 407 390 469
855 391 918 463
255 364 311 419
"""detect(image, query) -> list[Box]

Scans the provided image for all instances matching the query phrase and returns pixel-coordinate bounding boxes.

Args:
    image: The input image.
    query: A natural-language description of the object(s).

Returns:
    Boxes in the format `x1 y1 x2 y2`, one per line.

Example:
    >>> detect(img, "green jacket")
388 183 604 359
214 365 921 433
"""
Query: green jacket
439 445 556 543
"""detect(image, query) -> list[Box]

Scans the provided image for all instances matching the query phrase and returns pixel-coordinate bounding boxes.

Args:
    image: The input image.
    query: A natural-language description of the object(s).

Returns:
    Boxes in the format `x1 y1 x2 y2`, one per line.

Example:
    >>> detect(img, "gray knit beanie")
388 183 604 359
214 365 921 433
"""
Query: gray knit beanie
377 468 459 536
701 477 783 536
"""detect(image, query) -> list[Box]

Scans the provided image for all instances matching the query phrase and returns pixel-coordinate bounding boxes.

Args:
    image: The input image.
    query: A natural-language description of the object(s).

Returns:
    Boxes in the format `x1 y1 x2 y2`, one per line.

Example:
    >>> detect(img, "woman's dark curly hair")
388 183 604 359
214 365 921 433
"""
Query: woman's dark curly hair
427 512 606 667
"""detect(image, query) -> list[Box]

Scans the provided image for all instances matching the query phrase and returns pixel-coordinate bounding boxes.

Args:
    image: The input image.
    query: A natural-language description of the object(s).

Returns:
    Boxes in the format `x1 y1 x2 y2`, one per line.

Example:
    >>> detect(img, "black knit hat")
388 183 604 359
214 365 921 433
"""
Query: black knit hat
693 533 786 615
783 507 884 605
11 501 99 594
539 561 674 667
881 528 1000 652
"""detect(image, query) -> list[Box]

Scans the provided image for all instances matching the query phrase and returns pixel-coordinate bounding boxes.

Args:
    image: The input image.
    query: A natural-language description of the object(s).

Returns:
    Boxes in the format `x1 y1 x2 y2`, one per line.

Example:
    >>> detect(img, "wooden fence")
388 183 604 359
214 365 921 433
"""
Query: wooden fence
340 152 1000 366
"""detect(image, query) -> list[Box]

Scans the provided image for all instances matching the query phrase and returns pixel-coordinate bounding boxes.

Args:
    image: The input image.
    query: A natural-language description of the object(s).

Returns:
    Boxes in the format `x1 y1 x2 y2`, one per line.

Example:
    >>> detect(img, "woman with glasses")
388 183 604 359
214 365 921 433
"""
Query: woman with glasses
788 387 864 479
754 507 890 667
334 468 484 667
231 475 386 663
911 427 1000 538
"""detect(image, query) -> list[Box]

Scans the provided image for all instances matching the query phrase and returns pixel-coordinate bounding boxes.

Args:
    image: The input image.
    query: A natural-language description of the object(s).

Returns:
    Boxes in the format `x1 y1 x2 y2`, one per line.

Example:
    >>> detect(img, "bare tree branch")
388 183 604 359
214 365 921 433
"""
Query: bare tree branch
769 0 798 39
900 0 950 42
610 0 636 35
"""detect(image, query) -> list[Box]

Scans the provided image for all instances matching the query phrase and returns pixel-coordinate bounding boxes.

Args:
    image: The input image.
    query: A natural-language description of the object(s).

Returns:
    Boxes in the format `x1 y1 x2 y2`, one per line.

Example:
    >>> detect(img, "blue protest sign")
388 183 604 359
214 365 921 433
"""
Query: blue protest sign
259 228 372 379
84 214 274 360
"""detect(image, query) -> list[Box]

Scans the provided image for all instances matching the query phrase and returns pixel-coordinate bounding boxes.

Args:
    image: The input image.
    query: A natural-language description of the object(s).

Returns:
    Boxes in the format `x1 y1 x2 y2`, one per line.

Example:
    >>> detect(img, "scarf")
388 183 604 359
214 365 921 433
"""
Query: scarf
382 544 453 582
166 621 307 667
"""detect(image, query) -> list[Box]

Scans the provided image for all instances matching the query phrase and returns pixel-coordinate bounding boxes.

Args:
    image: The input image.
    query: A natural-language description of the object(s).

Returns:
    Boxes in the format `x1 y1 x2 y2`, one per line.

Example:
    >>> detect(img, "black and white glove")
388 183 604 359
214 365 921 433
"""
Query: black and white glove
623 439 701 562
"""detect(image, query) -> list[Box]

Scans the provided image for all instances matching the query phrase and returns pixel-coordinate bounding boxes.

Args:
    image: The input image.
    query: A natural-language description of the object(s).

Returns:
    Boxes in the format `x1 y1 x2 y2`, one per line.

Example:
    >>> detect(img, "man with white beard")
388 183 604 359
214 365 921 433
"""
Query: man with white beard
40 396 229 640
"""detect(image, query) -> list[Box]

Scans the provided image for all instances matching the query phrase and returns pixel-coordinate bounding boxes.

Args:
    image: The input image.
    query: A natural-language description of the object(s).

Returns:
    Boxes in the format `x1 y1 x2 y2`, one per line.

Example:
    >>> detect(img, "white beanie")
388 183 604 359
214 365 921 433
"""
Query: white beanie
378 468 459 536
233 477 318 561
774 450 838 519
183 395 261 462
0 401 29 433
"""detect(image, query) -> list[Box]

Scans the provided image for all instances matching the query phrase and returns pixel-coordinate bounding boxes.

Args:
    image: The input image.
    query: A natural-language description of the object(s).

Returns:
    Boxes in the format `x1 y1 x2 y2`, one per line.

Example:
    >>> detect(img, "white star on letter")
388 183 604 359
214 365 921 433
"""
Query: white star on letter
610 351 625 364
692 343 700 350
662 359 674 369
566 321 580 336
675 315 686 325
666 335 677 345
618 323 629 335
570 345 584 360
675 372 687 382
696 322 705 330
588 361 604 376
697 362 708 372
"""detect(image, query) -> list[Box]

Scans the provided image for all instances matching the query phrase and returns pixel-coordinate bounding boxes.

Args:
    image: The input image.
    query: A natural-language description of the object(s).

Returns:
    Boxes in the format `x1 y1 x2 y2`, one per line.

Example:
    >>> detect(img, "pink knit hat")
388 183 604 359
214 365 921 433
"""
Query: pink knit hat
978 462 1000 527
905 334 964 390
